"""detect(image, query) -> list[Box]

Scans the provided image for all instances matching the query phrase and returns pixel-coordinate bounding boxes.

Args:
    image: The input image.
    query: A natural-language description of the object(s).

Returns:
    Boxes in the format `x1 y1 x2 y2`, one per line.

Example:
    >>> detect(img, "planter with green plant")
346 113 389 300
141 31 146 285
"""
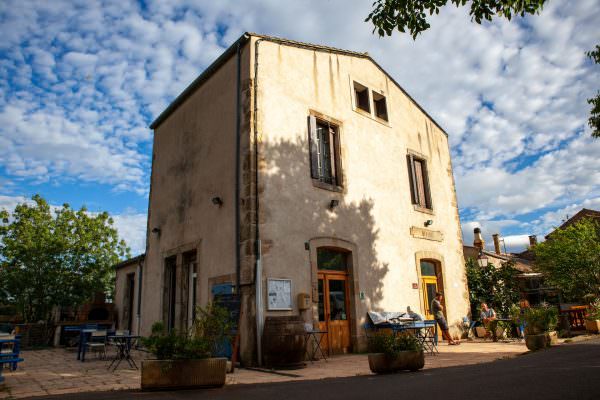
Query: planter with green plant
140 303 231 390
585 299 600 334
367 331 424 373
522 304 558 351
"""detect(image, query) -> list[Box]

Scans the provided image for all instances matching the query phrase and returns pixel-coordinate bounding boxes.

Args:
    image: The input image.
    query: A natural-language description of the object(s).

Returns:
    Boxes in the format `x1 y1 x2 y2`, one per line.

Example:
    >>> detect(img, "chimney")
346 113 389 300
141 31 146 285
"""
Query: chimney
473 227 485 251
492 234 501 255
529 235 537 247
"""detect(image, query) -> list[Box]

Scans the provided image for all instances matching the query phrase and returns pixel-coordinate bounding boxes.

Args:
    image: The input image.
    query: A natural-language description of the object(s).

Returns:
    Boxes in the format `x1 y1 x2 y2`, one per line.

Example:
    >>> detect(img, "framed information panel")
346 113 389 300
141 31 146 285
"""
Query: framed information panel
267 278 292 310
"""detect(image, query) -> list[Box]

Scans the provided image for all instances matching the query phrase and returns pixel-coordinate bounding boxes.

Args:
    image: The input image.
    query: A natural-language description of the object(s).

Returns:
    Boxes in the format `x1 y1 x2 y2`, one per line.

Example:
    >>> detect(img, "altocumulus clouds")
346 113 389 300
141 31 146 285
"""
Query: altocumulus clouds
0 0 599 253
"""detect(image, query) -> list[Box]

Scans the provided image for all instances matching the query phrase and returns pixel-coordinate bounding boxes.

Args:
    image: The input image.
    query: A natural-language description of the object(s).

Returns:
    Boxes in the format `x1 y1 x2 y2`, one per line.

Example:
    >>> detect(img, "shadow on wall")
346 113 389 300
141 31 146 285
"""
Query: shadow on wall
260 137 389 313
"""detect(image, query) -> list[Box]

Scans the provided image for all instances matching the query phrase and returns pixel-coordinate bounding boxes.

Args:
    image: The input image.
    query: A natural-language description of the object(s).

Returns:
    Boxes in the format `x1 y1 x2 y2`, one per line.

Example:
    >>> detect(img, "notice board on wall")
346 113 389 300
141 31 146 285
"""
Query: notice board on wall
267 278 292 310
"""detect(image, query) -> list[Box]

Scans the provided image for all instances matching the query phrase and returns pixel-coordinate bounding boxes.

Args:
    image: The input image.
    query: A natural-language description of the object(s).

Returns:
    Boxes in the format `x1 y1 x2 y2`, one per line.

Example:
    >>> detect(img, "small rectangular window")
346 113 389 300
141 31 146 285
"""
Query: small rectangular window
308 116 342 188
407 154 432 210
373 91 388 121
353 81 370 113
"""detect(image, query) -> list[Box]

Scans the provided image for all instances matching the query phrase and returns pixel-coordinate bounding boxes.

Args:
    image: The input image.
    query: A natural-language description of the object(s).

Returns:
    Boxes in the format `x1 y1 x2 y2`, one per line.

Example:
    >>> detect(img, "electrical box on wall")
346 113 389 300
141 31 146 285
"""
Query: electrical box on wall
297 293 310 310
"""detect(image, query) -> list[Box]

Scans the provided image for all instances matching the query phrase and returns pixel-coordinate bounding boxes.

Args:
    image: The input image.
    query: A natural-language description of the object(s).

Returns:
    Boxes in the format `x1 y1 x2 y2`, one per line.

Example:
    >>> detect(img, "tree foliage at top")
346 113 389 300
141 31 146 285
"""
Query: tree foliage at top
587 45 600 138
465 257 521 317
0 195 129 322
534 218 600 302
366 0 547 39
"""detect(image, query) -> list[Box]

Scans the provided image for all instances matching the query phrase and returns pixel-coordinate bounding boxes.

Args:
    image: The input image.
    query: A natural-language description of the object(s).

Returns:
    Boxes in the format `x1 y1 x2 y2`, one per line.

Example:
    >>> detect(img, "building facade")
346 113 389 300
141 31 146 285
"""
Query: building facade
116 33 469 365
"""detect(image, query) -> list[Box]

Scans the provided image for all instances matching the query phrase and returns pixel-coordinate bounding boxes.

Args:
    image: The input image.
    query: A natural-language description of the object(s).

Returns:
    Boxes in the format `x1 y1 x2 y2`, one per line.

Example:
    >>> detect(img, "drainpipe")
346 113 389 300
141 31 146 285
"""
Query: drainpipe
254 38 265 366
235 41 242 295
136 257 143 335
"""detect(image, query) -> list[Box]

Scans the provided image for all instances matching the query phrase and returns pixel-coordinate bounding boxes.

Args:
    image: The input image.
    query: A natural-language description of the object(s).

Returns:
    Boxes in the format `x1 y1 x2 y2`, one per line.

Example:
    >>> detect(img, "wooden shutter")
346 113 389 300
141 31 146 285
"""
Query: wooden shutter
408 155 418 204
332 127 343 187
308 116 319 179
414 159 427 208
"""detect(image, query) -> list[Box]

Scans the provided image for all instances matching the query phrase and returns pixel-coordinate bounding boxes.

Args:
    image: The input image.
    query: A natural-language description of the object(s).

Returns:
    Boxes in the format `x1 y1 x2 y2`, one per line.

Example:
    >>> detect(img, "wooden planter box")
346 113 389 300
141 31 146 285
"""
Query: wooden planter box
368 351 425 374
585 319 600 334
141 358 227 390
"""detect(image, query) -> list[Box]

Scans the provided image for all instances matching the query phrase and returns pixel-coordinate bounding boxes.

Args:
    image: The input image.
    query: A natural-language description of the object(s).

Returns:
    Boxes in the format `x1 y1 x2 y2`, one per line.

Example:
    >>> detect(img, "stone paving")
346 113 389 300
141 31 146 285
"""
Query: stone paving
0 337 593 399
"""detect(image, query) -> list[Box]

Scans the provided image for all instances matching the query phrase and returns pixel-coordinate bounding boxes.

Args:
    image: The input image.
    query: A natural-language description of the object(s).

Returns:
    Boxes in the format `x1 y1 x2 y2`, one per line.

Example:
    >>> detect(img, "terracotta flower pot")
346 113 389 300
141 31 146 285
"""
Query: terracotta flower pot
368 351 425 373
525 333 553 351
585 319 600 334
141 358 227 390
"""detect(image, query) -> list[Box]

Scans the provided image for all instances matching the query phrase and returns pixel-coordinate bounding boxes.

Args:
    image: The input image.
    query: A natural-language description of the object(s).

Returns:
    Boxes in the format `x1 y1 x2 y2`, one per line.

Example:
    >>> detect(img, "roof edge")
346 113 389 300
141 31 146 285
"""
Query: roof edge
149 32 449 137
149 33 251 129
114 254 145 270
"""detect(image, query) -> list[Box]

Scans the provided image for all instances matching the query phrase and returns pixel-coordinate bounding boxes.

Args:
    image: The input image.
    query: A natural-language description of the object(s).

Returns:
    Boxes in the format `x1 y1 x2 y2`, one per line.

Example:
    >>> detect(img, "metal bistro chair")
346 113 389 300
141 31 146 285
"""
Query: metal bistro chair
87 330 108 360
416 320 438 355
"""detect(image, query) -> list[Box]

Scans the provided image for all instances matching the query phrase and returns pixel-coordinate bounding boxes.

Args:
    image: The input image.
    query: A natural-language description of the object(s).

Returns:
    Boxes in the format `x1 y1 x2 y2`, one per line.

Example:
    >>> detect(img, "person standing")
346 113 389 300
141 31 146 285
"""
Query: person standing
431 292 459 345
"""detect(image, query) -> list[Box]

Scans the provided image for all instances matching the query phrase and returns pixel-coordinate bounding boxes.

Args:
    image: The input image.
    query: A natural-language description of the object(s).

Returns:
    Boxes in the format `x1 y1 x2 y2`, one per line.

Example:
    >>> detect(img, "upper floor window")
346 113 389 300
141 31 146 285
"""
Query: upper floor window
308 115 342 188
407 154 432 210
372 91 388 121
353 81 370 113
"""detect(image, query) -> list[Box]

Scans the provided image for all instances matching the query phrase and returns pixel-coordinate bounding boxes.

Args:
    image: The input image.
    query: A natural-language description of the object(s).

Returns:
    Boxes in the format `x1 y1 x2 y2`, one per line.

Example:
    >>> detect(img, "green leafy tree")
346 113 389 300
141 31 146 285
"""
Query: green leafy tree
534 218 600 301
366 0 547 39
0 195 129 322
465 257 521 316
587 46 600 138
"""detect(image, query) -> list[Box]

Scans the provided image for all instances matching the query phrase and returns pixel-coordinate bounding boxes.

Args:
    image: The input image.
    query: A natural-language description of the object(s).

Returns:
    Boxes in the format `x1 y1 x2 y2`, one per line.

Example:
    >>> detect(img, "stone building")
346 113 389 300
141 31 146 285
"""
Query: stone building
114 33 469 364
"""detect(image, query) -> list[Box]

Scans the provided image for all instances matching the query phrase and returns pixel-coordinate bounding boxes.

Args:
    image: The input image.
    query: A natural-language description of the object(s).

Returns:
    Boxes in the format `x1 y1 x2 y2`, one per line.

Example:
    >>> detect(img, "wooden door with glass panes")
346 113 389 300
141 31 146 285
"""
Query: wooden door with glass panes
317 248 351 355
420 260 440 320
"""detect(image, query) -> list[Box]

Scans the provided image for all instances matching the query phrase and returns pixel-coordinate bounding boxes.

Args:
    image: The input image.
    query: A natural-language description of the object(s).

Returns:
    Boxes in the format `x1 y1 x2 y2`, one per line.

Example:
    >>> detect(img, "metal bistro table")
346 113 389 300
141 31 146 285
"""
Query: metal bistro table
107 335 140 371
304 330 328 362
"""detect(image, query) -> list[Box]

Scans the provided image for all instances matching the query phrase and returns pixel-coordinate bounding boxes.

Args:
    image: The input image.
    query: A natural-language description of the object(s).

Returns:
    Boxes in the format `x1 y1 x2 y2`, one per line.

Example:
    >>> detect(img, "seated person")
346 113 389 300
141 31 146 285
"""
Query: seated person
480 302 498 340
406 306 423 321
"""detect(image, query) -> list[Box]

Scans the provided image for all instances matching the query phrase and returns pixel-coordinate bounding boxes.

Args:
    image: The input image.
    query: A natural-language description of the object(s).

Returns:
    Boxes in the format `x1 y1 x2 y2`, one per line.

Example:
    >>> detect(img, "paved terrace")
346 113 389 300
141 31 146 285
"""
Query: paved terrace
0 338 590 399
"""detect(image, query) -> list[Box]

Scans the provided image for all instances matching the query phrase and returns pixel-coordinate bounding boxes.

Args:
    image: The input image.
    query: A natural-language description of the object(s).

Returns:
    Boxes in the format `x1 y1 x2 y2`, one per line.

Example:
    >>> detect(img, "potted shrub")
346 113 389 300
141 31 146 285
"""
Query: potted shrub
585 299 600 334
523 304 558 351
140 304 230 390
367 332 424 373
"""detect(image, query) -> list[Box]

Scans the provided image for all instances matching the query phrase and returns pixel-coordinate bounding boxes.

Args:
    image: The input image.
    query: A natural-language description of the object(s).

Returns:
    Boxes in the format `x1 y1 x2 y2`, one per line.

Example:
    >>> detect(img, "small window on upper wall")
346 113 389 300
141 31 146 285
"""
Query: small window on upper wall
353 81 370 113
372 91 388 121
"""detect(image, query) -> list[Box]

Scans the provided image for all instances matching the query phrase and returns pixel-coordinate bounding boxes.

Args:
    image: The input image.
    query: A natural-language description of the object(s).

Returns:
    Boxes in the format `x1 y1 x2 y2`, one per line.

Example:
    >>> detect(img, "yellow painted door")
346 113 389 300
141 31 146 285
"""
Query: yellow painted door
422 276 438 320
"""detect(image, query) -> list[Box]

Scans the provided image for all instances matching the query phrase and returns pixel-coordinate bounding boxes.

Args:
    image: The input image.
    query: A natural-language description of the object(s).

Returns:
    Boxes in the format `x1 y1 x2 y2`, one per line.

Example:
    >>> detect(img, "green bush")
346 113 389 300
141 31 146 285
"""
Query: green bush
367 331 422 356
141 303 231 360
522 304 558 335
586 299 600 321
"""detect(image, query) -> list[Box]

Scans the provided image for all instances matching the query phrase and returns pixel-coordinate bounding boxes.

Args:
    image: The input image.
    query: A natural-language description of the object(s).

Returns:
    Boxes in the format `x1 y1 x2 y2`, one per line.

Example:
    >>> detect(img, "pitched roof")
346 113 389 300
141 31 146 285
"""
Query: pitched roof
114 254 145 270
149 33 448 137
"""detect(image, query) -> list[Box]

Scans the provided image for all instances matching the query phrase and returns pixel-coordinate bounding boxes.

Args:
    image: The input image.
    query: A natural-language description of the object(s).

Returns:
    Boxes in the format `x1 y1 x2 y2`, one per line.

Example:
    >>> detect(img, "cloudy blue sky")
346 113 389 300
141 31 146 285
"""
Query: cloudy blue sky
1 0 599 255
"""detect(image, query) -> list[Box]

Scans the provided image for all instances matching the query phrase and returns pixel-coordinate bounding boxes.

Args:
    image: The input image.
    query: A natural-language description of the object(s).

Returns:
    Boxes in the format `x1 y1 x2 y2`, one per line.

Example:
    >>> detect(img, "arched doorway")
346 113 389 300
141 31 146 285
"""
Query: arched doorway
420 259 444 320
317 247 351 354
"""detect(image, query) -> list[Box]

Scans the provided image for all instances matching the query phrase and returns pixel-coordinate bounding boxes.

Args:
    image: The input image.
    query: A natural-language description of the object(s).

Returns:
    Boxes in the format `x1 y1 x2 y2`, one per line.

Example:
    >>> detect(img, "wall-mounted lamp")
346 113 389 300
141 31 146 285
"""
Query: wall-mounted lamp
329 199 339 210
151 227 161 235
477 250 489 268
211 196 224 207
424 219 433 227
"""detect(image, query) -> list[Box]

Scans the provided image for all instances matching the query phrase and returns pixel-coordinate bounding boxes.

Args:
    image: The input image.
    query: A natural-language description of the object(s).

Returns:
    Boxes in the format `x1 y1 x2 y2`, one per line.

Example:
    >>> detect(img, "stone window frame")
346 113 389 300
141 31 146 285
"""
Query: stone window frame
406 149 434 214
308 110 345 193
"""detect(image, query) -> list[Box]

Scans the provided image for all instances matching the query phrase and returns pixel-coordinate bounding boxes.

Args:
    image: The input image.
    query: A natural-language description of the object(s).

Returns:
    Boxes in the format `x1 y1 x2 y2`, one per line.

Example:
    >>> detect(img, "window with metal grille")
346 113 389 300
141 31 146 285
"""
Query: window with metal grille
308 116 342 187
407 154 432 210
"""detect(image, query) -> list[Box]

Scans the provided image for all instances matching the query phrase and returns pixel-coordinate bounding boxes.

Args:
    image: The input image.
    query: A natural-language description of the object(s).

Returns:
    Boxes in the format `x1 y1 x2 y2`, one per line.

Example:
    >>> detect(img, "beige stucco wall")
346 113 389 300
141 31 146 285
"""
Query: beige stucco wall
141 44 251 336
252 38 469 345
